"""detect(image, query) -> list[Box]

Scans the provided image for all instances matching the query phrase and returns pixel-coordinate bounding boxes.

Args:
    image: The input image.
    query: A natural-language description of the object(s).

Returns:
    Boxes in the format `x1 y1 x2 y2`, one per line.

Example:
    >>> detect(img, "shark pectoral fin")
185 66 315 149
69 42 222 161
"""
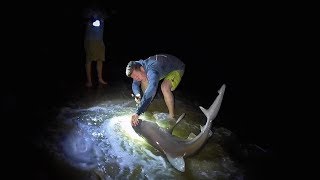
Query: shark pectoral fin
166 154 185 172
187 132 197 140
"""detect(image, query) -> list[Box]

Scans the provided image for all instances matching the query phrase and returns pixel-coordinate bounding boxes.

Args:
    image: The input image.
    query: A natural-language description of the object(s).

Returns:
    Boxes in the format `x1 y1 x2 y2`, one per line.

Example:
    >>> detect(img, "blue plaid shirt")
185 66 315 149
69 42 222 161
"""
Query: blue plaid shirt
132 54 185 115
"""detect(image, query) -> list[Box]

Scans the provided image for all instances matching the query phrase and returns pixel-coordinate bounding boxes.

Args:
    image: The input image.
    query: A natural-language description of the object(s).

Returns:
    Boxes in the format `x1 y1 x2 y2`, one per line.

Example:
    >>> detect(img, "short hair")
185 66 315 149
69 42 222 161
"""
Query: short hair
126 61 142 77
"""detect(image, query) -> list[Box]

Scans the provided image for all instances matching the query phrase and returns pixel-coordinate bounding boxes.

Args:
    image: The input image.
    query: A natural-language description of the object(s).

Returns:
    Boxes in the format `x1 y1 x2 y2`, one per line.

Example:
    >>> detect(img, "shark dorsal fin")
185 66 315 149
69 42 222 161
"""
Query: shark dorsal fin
165 154 185 172
168 113 186 134
187 132 197 140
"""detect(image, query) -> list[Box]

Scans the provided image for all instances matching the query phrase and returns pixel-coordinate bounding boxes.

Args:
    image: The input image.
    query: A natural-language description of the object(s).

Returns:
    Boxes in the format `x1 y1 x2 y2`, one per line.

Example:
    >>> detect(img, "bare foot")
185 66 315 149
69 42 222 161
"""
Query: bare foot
98 79 108 85
85 82 92 87
167 114 176 122
168 114 175 119
168 117 177 128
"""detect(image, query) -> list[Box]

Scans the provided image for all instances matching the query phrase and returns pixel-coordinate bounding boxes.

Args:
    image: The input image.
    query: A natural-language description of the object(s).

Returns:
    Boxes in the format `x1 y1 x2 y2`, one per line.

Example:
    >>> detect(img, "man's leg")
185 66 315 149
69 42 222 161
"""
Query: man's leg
85 62 93 87
161 80 175 119
97 61 107 84
162 70 184 119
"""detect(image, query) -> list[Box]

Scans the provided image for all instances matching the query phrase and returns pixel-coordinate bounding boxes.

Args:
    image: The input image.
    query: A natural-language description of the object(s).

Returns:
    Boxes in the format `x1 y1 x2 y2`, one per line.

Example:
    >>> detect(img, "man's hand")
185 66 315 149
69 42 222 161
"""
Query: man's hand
131 94 141 105
131 114 139 126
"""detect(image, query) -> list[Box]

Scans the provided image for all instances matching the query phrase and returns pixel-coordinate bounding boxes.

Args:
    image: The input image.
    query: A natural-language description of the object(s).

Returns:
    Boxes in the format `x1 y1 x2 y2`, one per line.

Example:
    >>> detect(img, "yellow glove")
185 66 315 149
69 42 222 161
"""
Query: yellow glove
134 94 141 104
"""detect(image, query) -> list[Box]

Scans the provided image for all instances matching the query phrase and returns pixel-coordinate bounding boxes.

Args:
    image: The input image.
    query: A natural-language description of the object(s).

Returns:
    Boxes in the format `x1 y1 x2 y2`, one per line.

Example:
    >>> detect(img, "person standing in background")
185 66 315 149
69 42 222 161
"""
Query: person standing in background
83 7 108 87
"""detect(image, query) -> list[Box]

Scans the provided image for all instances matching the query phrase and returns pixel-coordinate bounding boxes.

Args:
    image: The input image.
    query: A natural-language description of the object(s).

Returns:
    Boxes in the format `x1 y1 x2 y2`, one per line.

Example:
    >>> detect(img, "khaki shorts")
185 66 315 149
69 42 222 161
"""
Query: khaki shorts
164 70 184 91
84 40 105 62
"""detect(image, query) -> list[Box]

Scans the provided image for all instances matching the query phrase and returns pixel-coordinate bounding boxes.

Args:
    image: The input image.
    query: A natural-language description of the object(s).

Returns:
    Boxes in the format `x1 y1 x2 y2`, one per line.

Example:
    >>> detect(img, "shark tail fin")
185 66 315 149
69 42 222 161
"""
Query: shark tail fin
199 84 226 121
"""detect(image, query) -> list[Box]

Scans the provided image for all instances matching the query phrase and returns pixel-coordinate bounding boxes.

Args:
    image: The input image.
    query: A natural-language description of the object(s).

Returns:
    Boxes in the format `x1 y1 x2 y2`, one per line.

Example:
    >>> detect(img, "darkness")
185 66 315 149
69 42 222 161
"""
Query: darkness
3 1 285 179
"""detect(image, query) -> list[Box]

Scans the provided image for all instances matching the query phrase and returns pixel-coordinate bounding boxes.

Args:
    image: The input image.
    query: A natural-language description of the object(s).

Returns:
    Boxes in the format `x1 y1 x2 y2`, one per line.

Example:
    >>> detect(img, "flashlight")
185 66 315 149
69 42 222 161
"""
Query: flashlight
92 19 100 27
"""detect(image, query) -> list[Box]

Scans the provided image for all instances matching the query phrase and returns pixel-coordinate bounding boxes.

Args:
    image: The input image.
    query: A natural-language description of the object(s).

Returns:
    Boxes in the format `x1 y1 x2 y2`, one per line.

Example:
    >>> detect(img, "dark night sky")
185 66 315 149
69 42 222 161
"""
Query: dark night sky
12 1 280 142
2 1 286 179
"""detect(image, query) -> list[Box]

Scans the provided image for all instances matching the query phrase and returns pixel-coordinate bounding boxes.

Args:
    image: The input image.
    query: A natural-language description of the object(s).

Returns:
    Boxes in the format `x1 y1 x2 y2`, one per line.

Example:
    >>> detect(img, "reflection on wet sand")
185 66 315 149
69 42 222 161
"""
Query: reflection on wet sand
34 82 244 180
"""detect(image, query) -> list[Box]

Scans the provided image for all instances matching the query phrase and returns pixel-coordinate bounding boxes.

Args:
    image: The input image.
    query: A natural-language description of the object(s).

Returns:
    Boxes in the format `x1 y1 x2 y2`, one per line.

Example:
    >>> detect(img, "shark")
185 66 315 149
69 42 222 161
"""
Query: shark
132 84 226 172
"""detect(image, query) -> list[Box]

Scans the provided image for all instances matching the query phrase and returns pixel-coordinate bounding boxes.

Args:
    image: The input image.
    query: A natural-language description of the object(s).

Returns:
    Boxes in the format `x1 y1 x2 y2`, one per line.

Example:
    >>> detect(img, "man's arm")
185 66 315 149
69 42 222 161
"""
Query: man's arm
132 80 141 96
135 70 159 115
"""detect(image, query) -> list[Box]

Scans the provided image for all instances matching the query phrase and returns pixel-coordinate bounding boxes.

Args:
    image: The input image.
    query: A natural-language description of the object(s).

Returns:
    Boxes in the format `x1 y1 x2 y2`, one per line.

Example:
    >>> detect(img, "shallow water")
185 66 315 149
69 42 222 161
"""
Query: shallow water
36 83 244 180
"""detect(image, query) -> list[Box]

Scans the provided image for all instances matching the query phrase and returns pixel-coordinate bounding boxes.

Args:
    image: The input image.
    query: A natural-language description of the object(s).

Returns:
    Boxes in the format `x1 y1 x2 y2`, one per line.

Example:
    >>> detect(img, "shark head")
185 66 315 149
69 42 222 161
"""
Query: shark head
132 119 143 136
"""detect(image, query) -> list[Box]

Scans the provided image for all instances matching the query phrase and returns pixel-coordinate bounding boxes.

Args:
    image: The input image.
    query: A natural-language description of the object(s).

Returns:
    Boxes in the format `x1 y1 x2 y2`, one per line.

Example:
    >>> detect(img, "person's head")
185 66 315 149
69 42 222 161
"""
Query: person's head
83 4 106 20
126 61 146 81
